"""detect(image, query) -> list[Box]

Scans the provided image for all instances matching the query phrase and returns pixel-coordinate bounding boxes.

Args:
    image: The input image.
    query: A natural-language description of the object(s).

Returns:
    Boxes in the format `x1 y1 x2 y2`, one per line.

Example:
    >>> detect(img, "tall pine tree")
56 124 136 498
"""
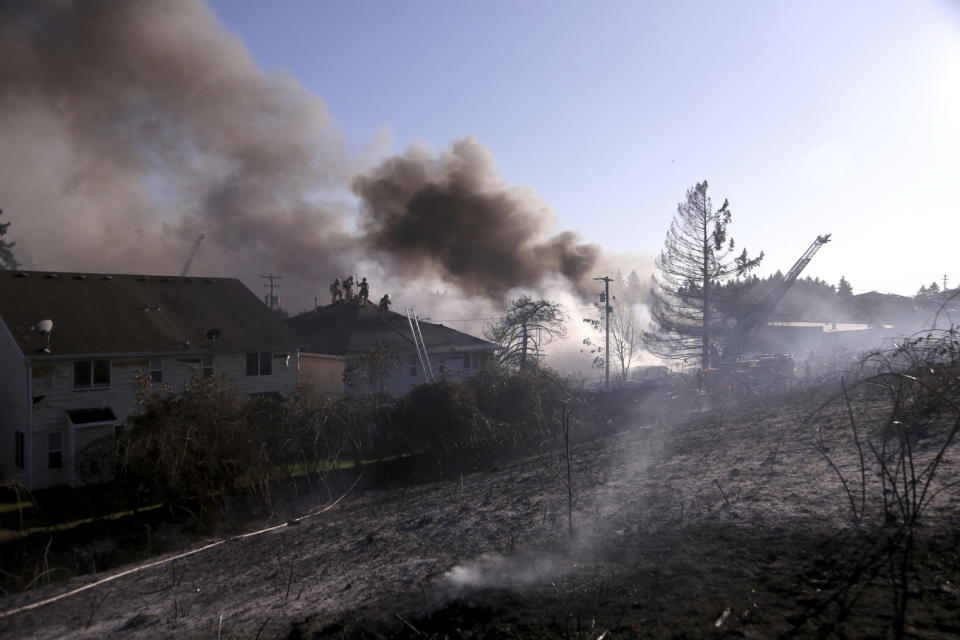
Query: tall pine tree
647 181 763 369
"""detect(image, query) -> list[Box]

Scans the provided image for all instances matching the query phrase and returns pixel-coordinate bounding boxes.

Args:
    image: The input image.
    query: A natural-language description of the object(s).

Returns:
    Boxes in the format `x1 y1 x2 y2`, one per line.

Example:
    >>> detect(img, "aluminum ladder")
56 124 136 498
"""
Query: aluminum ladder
406 307 435 382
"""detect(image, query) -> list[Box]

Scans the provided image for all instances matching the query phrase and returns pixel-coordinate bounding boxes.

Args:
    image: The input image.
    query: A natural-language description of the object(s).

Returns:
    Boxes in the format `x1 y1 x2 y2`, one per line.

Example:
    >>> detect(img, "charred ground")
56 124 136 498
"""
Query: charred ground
1 378 958 639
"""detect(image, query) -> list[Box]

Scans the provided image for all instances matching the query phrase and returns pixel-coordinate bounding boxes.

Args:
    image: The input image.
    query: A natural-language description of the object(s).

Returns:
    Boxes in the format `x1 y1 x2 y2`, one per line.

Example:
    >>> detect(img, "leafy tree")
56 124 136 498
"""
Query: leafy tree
0 209 18 270
648 181 763 368
344 342 399 405
485 296 566 370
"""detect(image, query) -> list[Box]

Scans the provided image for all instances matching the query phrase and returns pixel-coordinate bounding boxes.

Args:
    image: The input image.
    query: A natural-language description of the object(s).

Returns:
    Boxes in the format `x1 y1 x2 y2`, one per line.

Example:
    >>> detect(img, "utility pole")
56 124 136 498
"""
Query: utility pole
594 276 613 391
944 274 949 291
261 274 282 310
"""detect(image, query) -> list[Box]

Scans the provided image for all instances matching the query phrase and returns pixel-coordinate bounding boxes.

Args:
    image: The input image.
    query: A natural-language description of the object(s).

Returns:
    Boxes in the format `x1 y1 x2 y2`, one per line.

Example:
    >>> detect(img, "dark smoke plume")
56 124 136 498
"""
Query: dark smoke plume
353 138 599 298
0 0 356 292
0 0 599 309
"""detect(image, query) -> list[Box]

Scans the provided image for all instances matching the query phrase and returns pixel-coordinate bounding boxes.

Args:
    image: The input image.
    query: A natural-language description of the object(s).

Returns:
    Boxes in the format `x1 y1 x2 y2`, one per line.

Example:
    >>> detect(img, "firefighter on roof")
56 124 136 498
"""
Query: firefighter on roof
359 277 369 302
329 277 342 303
379 293 391 319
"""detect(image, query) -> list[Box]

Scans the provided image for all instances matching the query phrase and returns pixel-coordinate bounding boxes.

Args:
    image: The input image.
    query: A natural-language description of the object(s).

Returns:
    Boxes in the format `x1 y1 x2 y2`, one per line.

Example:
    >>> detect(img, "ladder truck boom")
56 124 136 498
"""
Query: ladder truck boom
723 234 831 364
179 233 205 277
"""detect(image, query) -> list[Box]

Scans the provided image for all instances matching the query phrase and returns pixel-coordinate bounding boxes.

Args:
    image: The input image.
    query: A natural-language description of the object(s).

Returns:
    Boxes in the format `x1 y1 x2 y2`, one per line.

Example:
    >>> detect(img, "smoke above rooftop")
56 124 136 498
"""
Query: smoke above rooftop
0 0 599 310
354 139 599 299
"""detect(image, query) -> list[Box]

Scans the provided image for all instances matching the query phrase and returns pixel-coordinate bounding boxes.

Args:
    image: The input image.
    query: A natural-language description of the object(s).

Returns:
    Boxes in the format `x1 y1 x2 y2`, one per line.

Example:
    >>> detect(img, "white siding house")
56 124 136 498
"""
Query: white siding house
287 300 500 398
0 271 303 491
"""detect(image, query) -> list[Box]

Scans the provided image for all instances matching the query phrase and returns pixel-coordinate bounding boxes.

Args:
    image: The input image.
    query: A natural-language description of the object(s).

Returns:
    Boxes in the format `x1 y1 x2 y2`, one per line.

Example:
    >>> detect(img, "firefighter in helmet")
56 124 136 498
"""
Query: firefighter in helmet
343 275 354 301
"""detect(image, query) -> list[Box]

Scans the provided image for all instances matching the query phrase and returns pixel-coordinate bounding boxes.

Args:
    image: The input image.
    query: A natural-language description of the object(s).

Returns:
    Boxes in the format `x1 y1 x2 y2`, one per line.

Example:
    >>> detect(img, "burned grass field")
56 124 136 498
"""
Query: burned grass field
1 379 959 638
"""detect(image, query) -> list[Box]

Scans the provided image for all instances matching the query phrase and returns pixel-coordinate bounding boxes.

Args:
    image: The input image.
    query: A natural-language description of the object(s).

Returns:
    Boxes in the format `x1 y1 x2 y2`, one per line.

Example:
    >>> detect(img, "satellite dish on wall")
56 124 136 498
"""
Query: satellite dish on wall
34 319 53 335
206 328 221 342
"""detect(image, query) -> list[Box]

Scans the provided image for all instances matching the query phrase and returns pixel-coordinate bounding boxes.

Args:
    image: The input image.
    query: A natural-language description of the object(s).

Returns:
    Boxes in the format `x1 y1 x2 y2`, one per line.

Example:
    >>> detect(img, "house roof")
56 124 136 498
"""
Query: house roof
0 270 303 358
767 321 894 333
286 300 500 357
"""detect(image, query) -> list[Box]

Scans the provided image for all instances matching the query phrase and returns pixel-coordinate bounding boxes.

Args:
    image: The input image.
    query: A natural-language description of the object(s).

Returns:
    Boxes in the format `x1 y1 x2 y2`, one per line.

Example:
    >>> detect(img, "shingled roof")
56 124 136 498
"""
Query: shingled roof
0 270 303 357
286 300 499 357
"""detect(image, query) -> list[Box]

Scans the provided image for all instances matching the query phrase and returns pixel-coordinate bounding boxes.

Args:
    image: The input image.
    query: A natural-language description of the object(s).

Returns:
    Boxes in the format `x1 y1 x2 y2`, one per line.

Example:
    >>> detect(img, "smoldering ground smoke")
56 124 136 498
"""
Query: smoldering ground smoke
0 0 599 310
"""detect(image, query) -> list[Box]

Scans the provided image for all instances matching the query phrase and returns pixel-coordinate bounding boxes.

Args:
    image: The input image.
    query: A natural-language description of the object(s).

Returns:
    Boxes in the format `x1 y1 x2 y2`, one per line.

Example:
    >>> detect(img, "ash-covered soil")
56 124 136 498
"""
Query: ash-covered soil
2 388 959 639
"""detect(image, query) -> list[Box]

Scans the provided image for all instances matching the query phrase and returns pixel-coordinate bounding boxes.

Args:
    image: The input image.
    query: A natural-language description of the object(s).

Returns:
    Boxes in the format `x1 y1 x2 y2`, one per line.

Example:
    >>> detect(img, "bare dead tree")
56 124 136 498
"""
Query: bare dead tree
584 300 645 383
486 296 566 370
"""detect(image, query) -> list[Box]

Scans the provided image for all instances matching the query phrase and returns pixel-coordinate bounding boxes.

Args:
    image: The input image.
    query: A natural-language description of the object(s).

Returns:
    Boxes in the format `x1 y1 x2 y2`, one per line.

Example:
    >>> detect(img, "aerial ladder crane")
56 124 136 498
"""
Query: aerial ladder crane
179 233 204 277
721 233 831 366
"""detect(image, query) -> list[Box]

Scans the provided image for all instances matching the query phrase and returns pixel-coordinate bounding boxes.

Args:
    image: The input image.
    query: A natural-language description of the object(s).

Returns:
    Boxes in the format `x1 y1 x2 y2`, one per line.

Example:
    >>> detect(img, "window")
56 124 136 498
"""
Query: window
47 432 63 470
245 352 272 376
14 431 24 469
202 354 214 377
74 359 110 389
149 356 163 383
463 353 471 369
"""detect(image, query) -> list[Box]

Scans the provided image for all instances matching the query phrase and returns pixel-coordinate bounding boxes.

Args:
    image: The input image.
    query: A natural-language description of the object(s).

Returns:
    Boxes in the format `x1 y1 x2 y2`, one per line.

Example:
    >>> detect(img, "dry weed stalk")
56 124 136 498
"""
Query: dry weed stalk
543 402 575 540
803 327 960 638
275 550 296 600
85 589 109 628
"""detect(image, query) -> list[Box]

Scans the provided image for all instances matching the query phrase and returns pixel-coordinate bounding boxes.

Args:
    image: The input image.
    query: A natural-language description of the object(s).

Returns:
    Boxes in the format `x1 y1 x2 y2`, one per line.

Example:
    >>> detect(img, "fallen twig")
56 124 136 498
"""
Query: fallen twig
713 479 738 518
395 613 423 636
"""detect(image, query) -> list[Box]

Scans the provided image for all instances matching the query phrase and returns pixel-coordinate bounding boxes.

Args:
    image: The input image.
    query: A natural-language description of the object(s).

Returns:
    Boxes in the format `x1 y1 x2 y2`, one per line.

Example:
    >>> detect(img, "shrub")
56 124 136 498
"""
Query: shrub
469 362 572 449
118 374 278 514
384 380 495 464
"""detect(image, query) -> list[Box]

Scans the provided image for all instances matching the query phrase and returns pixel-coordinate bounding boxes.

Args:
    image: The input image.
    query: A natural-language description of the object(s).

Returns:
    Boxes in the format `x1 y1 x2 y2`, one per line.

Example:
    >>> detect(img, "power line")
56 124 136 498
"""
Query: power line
433 306 596 324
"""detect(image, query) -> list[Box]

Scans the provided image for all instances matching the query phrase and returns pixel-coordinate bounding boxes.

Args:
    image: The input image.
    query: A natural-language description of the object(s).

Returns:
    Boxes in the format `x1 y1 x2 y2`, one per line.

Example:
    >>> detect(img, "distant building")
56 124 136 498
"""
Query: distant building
750 321 896 356
287 300 500 398
0 271 303 490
